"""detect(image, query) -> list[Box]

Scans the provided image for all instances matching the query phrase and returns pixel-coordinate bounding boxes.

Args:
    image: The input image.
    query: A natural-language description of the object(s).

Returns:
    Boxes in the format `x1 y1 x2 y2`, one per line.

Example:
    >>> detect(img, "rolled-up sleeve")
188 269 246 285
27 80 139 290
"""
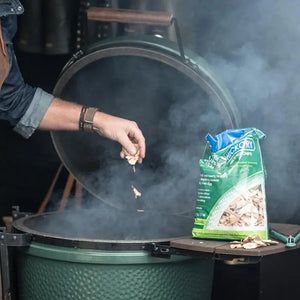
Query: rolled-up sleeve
0 22 54 138
13 87 53 138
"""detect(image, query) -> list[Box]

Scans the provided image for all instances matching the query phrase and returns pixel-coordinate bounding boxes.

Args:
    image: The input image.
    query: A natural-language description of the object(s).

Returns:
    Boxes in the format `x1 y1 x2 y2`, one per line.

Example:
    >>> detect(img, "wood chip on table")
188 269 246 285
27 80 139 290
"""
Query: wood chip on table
242 242 258 249
230 234 279 249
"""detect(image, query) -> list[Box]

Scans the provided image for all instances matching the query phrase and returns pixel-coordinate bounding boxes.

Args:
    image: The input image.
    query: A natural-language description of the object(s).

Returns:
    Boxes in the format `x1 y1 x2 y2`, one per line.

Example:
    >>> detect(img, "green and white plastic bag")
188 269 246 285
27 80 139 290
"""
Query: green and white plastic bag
192 128 268 240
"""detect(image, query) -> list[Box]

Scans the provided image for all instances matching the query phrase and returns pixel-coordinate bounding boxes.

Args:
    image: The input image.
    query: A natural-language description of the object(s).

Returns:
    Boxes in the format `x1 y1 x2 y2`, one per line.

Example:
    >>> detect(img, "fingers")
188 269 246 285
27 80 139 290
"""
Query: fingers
137 139 145 164
130 126 146 162
119 123 146 163
93 112 146 163
119 136 137 156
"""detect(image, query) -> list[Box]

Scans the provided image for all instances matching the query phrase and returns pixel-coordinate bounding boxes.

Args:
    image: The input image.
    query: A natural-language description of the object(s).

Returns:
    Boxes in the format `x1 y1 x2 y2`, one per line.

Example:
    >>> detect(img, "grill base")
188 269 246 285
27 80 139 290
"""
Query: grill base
17 242 214 300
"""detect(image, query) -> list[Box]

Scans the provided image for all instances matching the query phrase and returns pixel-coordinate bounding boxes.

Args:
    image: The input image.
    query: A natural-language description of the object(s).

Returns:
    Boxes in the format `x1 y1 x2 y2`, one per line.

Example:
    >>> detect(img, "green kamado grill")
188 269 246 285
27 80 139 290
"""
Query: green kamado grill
7 7 240 300
13 209 215 300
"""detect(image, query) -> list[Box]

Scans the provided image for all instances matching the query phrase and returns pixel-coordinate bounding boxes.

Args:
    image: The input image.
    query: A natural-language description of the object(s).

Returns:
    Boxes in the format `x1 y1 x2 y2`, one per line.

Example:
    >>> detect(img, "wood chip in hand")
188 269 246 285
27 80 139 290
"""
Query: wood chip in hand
123 144 139 167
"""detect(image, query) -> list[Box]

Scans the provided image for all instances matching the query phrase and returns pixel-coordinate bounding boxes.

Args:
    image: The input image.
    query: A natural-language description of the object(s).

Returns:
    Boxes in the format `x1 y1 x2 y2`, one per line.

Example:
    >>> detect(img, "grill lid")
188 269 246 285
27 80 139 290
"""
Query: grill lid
51 36 240 214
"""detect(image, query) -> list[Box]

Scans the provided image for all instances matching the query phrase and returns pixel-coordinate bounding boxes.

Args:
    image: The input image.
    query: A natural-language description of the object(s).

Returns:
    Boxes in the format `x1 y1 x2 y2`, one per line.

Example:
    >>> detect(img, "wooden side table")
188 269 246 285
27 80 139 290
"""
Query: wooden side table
170 223 300 300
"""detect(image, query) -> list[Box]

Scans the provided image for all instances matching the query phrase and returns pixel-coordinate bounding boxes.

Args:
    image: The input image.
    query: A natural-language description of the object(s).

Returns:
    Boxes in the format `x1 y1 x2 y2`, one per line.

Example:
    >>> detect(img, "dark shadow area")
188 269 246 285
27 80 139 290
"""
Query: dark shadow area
0 52 70 223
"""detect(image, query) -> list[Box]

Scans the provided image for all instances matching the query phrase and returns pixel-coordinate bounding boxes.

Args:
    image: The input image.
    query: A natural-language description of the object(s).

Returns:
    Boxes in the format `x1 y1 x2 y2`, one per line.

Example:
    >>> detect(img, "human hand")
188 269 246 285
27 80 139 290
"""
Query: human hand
93 112 145 163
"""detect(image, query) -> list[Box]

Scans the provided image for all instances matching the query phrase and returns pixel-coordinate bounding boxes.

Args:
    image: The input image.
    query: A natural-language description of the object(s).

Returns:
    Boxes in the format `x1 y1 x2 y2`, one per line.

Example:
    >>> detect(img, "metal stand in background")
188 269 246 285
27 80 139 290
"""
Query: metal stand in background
0 207 31 300
38 163 83 214
86 7 187 63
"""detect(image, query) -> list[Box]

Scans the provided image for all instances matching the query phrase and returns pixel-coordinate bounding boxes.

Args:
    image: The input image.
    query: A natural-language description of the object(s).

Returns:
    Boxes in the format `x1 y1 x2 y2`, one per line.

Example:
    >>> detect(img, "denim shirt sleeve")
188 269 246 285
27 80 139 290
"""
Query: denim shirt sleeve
0 13 54 138
13 88 54 138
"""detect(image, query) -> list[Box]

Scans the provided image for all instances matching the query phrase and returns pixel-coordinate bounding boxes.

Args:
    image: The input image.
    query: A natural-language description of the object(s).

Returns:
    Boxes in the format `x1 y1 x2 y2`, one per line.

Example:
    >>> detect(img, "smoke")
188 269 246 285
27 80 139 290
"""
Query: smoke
23 206 194 241
176 0 300 223
36 0 300 242
47 34 236 239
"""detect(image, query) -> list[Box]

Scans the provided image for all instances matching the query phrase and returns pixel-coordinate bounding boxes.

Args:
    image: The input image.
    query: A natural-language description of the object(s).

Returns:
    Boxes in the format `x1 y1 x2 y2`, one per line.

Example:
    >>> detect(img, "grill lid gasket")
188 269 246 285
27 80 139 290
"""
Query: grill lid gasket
13 210 194 250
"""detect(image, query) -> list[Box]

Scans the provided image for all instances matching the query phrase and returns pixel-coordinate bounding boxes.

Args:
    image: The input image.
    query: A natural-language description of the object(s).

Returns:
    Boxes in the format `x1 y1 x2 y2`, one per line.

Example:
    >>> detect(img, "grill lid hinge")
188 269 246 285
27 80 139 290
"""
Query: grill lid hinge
12 205 32 221
147 242 173 258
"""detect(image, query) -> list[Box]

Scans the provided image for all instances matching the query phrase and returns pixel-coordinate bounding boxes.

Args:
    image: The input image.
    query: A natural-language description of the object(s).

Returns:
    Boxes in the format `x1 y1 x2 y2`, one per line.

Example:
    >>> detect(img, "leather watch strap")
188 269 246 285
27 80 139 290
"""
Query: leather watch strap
79 106 98 132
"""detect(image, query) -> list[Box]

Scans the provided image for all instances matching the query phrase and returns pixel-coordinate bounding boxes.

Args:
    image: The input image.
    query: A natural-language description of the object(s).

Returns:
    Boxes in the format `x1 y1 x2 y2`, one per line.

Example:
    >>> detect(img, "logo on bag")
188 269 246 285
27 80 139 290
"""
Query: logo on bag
226 138 255 161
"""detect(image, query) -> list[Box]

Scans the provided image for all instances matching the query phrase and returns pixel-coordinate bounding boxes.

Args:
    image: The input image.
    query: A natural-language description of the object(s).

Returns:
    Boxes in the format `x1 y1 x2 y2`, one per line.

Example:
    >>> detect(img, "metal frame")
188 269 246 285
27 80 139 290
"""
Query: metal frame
0 228 31 300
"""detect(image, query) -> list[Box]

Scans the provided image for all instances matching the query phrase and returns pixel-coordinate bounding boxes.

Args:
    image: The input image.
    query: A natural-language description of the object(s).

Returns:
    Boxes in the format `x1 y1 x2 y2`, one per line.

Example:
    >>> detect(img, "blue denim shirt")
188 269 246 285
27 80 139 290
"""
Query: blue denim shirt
0 0 53 138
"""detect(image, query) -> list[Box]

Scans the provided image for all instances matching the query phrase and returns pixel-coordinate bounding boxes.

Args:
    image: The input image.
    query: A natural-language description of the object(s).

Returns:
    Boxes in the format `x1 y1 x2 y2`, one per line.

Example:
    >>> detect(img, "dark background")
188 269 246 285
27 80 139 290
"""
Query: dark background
1 0 300 225
0 53 68 220
1 1 300 300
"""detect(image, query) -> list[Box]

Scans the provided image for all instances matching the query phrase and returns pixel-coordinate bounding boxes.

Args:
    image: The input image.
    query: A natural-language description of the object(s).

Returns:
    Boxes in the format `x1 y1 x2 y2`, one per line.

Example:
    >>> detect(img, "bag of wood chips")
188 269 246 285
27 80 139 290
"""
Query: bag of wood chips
192 128 269 240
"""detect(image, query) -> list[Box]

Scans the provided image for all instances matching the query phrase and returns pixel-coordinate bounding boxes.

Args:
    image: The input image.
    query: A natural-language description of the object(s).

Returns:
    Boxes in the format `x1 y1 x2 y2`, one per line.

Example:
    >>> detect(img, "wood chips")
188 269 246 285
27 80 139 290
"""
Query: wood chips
230 234 279 249
123 144 142 199
122 144 140 168
131 185 142 199
218 185 264 227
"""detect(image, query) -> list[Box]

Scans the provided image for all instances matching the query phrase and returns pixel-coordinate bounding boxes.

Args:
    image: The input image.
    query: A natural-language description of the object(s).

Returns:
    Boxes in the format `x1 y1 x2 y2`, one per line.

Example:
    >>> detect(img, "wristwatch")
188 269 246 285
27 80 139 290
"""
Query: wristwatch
79 106 98 132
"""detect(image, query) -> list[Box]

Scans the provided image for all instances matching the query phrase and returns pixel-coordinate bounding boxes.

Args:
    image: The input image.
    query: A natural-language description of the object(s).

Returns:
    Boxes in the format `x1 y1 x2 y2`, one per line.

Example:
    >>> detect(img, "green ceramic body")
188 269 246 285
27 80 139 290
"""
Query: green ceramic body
17 242 214 300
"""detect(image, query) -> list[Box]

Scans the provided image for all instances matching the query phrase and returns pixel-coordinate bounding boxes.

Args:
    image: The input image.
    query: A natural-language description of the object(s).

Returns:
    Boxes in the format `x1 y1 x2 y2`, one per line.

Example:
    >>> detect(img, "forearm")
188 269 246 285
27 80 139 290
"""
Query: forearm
0 13 145 160
39 99 146 162
38 97 82 131
38 98 145 162
38 98 130 134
